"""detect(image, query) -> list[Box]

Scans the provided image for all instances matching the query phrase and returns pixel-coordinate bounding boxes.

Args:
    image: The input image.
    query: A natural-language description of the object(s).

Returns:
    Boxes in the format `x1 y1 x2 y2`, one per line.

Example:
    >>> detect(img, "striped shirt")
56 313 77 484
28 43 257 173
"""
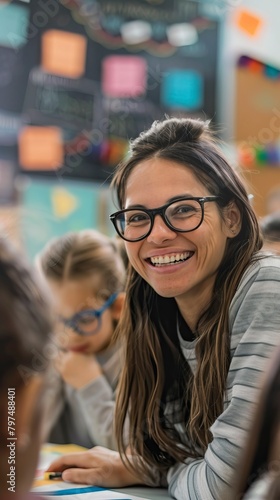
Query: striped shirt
167 255 280 500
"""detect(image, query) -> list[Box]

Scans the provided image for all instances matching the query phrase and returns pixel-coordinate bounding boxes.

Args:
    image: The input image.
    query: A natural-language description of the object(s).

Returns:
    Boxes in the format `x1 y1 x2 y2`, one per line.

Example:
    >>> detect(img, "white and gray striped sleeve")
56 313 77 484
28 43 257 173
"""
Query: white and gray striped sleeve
167 257 280 500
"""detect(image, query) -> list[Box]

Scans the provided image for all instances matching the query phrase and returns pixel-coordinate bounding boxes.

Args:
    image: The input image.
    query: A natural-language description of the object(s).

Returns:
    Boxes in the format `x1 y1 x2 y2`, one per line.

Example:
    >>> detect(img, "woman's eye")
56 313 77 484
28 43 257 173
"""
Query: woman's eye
178 205 192 212
127 213 149 224
174 204 197 215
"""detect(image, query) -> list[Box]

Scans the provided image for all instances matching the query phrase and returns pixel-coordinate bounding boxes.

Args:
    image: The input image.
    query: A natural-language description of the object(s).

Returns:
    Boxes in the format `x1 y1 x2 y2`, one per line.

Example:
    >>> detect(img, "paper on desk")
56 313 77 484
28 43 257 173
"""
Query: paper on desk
33 444 148 499
41 494 133 499
34 443 87 485
35 485 147 499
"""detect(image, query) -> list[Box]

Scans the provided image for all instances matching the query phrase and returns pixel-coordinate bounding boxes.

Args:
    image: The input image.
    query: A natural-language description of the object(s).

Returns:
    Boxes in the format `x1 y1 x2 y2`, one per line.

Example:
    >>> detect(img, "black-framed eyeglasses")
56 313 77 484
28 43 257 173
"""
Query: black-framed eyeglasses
110 196 219 242
59 292 118 336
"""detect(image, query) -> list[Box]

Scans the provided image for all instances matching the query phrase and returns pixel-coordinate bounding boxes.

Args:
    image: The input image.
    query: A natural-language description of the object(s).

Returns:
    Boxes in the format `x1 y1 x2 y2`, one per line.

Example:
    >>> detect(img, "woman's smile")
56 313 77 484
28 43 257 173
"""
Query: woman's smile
145 250 195 267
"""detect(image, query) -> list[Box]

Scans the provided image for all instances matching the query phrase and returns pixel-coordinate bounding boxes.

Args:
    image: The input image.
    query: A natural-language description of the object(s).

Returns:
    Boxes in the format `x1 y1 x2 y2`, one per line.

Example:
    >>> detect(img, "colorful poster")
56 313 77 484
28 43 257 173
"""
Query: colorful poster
19 177 114 260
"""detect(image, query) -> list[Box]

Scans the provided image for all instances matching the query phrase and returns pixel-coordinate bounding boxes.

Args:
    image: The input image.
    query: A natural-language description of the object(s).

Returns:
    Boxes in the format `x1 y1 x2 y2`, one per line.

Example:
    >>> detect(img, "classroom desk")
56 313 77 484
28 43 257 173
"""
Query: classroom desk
37 444 170 499
113 486 170 499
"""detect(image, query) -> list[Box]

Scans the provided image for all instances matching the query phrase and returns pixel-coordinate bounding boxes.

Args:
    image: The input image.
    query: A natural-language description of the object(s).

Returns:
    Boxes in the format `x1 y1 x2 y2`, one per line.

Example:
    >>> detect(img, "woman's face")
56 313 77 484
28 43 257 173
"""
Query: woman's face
124 157 236 323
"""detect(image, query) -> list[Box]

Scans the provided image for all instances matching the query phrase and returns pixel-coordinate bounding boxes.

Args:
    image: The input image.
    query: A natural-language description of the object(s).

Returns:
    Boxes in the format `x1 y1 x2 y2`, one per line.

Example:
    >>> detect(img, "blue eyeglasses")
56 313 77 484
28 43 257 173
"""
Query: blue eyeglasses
60 292 118 336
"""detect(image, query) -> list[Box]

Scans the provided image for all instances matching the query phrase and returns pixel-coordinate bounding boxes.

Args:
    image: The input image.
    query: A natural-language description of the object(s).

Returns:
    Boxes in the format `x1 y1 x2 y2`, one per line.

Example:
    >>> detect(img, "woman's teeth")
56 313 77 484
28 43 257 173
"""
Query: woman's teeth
150 252 193 266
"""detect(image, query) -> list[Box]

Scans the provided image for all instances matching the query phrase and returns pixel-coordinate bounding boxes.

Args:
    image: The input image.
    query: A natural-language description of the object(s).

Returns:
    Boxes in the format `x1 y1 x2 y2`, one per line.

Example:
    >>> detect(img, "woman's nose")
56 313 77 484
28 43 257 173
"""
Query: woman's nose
146 214 177 244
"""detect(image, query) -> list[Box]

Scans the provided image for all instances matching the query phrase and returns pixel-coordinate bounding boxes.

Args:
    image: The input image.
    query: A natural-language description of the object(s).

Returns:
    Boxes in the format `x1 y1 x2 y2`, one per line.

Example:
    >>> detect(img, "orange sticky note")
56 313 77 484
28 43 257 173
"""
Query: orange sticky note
41 30 87 79
236 10 263 37
19 126 64 170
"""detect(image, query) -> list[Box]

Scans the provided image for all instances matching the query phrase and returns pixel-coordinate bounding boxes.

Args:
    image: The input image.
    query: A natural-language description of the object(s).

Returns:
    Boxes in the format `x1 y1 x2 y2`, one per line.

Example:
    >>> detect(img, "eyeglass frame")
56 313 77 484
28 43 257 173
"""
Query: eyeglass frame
59 292 118 336
110 196 220 242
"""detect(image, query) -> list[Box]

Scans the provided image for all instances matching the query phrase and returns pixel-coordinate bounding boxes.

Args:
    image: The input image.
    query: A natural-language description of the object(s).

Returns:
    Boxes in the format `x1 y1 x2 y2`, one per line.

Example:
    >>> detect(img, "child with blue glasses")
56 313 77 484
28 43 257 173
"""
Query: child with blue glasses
36 229 126 450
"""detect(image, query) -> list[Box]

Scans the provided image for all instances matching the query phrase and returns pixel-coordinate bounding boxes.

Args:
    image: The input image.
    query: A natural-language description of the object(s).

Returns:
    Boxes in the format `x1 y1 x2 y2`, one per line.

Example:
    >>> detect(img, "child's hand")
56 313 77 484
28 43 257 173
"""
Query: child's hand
55 351 102 389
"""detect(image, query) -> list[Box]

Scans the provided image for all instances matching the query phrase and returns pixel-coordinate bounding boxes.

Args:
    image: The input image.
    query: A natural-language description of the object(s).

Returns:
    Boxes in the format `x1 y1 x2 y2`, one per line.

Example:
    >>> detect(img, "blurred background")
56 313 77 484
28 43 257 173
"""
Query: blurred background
0 0 279 260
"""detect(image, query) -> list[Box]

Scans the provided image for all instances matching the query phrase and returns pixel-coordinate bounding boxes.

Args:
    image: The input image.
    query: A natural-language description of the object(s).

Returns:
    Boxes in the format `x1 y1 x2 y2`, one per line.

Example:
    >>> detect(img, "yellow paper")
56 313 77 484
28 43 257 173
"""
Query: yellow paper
34 443 87 487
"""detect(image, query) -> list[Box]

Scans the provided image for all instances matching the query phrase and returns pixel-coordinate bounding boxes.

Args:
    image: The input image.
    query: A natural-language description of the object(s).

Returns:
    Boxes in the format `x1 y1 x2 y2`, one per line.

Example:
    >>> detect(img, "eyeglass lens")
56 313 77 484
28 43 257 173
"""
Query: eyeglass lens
74 313 100 335
116 199 203 241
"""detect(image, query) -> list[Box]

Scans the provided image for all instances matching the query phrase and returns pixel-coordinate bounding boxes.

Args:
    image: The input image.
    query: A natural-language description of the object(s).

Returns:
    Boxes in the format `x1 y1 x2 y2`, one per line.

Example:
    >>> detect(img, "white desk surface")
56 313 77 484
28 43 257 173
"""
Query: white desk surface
114 486 170 499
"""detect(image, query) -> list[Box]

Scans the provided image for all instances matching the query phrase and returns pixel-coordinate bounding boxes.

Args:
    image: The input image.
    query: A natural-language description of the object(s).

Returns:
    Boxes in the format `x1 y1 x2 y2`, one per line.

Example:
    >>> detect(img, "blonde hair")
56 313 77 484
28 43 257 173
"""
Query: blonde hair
38 229 126 299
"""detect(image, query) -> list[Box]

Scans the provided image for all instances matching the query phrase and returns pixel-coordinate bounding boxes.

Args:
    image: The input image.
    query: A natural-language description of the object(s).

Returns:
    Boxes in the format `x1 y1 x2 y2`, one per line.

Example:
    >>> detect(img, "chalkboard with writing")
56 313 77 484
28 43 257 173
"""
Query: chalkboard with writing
0 0 220 182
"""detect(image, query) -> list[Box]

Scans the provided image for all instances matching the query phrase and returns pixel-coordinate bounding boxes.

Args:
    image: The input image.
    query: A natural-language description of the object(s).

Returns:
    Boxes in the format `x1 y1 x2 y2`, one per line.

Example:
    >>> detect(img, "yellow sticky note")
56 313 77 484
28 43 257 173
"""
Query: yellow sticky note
236 9 263 37
41 30 87 79
19 126 63 170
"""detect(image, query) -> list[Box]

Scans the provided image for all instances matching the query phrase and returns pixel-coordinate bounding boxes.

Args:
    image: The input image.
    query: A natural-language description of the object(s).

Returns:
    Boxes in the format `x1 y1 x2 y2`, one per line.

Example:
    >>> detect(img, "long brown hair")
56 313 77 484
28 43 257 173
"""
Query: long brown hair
111 118 262 477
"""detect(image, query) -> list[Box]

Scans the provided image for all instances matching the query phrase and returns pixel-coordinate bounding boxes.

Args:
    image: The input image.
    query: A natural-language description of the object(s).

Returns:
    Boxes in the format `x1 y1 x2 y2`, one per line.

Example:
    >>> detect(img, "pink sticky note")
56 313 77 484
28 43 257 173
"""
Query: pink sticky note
102 55 147 97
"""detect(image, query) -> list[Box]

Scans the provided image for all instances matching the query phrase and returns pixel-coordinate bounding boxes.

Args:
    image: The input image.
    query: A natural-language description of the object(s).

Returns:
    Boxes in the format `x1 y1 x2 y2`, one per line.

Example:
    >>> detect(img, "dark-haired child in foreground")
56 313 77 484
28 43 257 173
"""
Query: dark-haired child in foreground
0 237 53 498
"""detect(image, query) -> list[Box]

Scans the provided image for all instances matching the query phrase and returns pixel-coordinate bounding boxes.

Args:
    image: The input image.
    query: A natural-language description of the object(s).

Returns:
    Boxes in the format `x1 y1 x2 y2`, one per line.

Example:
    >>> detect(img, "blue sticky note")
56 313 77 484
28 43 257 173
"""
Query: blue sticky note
0 4 29 49
161 70 203 110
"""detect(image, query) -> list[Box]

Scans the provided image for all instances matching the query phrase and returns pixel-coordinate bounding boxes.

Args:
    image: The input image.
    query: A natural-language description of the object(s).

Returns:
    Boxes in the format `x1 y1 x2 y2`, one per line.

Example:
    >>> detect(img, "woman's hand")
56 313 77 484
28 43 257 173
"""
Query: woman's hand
46 446 144 487
55 351 102 389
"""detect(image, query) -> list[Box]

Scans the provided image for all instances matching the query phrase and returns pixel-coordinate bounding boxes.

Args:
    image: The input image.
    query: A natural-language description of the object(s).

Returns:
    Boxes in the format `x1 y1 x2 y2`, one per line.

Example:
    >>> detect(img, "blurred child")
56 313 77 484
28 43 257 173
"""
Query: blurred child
260 211 280 256
0 236 53 497
36 229 126 450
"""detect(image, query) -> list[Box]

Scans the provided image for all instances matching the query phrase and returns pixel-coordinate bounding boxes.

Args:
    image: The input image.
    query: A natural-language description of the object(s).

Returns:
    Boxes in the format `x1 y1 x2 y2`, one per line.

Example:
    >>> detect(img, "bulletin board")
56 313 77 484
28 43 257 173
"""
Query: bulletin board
234 55 280 217
0 0 32 203
234 55 280 144
0 0 220 184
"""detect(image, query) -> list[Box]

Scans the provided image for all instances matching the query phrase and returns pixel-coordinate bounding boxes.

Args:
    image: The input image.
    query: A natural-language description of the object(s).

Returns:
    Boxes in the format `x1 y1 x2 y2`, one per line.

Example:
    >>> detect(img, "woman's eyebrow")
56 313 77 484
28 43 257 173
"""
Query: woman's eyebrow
125 194 195 209
167 194 194 203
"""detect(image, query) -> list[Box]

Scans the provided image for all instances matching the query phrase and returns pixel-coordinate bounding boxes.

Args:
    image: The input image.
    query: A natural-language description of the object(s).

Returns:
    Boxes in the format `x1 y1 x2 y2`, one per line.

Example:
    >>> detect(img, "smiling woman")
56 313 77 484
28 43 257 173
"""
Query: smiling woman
47 117 280 500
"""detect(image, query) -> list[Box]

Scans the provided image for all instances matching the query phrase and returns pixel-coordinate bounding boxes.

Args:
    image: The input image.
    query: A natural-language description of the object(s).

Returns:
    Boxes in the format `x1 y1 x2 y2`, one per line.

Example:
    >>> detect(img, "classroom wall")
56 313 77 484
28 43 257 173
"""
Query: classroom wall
219 0 280 140
1 0 280 252
0 0 222 260
215 0 280 218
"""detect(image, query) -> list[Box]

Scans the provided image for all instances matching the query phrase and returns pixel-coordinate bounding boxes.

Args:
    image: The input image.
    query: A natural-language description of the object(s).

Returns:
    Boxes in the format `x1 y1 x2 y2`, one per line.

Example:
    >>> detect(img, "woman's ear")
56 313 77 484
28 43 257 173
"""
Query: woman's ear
111 292 126 321
223 201 242 238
